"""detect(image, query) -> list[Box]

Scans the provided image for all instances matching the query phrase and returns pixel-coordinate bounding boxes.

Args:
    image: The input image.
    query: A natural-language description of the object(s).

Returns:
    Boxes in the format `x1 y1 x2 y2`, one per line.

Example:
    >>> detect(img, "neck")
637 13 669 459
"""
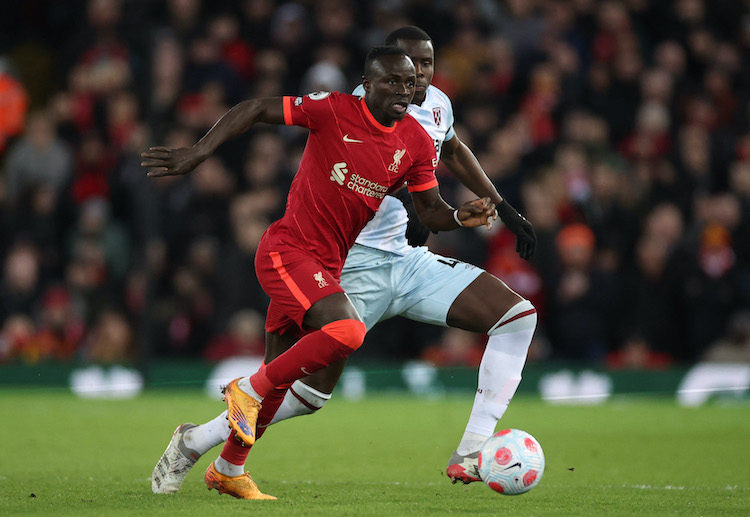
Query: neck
363 98 395 127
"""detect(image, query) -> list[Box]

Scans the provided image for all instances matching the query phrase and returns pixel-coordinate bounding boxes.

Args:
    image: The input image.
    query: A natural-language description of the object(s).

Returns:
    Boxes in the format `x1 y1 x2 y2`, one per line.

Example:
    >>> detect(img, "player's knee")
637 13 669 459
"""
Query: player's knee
321 319 366 350
488 300 537 336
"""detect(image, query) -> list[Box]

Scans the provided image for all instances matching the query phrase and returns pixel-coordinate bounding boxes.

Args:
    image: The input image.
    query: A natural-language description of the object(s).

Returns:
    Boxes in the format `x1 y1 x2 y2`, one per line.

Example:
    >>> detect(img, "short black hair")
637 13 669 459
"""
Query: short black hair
364 45 410 77
385 26 432 45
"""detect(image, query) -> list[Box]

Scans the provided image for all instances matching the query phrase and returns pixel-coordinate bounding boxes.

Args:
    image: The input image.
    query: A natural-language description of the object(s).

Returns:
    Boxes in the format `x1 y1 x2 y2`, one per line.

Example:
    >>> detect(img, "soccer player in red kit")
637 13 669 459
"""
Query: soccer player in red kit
142 46 495 498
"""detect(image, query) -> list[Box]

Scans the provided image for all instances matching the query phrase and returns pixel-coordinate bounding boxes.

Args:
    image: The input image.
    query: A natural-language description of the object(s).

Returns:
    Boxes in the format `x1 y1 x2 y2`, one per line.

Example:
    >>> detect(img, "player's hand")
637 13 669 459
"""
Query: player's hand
140 146 206 177
456 197 497 230
496 199 536 260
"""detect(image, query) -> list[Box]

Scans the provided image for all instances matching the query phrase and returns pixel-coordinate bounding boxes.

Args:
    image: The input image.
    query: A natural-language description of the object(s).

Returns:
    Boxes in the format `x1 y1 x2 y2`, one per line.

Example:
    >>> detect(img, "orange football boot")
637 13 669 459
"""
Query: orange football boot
204 462 276 500
223 377 262 446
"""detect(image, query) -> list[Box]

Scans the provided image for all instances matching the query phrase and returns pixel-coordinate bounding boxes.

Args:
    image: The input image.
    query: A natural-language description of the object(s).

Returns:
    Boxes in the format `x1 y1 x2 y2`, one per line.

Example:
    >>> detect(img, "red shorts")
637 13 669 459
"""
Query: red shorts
255 243 344 337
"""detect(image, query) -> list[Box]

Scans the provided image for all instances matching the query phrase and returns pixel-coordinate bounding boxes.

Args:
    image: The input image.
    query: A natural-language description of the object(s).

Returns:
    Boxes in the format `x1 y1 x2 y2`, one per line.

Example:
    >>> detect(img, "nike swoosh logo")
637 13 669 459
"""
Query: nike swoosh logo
301 367 312 376
343 134 363 143
502 462 522 471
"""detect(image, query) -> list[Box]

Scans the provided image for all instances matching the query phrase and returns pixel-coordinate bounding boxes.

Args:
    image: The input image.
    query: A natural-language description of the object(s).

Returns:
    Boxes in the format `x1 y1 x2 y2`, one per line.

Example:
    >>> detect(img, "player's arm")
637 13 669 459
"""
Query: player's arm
141 98 284 177
441 135 504 205
441 134 537 259
411 187 495 231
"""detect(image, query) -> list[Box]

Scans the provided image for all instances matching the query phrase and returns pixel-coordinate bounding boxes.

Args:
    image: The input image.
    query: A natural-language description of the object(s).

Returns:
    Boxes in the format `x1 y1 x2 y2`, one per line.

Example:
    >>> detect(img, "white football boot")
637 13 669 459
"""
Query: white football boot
446 450 481 484
152 423 201 493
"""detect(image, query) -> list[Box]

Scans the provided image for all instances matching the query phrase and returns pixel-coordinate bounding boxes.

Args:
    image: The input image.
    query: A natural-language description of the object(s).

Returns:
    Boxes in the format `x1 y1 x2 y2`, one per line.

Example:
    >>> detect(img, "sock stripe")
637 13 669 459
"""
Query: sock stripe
490 308 537 333
289 386 321 412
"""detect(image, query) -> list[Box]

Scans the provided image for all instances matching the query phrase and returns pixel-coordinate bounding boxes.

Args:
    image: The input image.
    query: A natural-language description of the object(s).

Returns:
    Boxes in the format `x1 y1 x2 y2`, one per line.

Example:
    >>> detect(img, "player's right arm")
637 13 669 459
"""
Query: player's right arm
411 187 496 231
141 98 284 177
441 134 536 259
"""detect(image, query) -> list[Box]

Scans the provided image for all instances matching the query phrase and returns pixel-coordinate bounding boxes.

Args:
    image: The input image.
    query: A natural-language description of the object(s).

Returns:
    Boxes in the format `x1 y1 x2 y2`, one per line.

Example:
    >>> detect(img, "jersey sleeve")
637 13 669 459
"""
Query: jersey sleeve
405 126 439 193
444 96 457 142
281 91 339 130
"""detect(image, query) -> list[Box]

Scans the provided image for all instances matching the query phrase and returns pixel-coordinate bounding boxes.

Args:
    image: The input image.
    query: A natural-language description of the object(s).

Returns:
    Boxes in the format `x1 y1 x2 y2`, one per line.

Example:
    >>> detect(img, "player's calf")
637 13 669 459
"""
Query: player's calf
268 380 332 425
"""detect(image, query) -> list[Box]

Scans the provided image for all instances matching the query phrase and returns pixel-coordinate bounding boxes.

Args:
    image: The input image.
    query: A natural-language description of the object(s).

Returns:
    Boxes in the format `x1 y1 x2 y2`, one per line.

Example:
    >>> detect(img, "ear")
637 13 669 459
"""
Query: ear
361 75 370 92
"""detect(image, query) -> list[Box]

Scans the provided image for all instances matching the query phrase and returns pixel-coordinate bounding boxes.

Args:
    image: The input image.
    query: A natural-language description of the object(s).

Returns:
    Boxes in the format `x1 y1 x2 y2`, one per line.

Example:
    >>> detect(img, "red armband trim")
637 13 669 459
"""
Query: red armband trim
282 96 294 126
407 179 439 193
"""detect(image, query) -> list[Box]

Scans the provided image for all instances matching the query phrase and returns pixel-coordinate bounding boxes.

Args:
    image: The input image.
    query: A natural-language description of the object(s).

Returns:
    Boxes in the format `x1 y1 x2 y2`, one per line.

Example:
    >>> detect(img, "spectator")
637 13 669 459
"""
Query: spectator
546 223 617 360
0 241 43 321
80 307 134 364
3 109 73 203
21 285 85 363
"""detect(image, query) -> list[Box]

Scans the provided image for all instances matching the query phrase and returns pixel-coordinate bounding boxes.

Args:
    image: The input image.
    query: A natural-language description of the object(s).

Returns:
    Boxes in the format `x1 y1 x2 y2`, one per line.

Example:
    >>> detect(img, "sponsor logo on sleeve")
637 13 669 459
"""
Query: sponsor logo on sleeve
308 91 331 100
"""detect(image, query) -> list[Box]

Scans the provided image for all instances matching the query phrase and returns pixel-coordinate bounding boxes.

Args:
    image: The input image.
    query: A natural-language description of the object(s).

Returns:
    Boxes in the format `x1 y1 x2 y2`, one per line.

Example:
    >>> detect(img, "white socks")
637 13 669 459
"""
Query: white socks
215 456 244 477
237 376 263 402
269 380 332 425
457 301 536 455
183 411 231 455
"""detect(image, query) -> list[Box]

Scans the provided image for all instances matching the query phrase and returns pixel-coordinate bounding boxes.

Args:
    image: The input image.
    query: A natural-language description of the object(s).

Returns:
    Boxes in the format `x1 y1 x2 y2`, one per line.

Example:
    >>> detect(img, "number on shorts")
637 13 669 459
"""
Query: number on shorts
437 258 460 268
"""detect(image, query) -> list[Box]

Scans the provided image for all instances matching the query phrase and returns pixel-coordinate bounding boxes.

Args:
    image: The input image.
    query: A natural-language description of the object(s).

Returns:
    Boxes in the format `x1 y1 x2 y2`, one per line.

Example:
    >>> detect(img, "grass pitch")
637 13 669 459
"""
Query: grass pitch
1 389 748 516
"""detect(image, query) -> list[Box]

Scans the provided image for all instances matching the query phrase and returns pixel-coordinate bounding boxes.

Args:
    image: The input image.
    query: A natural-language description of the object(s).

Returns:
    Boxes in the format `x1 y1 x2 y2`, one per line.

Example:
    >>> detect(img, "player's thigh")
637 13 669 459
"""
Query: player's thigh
392 249 483 327
340 245 393 330
303 291 362 329
258 247 345 334
446 272 524 332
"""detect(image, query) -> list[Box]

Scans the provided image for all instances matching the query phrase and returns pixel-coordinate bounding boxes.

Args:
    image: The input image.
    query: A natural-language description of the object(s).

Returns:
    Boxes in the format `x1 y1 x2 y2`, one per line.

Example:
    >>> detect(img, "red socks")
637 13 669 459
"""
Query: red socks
249 320 365 398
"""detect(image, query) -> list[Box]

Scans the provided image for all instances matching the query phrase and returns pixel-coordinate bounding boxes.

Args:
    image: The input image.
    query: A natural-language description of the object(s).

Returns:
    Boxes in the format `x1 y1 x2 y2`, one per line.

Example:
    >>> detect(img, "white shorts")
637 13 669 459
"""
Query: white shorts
340 244 484 330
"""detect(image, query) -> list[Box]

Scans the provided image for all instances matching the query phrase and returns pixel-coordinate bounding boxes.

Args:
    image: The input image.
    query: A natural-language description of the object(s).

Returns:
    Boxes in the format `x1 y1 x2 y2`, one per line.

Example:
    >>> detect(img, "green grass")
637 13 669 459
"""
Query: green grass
1 390 748 516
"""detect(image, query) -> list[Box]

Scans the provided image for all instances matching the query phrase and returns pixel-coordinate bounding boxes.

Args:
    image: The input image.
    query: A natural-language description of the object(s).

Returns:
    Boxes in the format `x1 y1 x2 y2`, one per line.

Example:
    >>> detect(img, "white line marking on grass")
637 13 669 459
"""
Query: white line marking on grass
607 484 747 491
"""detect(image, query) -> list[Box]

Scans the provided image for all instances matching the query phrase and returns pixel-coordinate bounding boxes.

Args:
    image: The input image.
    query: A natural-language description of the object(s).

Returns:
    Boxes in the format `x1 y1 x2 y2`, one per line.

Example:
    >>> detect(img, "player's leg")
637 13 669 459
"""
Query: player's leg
151 412 232 493
444 273 537 483
227 291 364 444
208 290 364 498
392 249 536 483
194 263 387 490
209 332 297 486
266 244 394 425
156 336 291 494
224 243 365 443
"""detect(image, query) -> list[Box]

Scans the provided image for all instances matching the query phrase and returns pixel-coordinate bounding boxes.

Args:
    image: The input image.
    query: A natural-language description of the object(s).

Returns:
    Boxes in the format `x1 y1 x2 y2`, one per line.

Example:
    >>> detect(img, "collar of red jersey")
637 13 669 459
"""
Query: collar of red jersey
359 98 398 133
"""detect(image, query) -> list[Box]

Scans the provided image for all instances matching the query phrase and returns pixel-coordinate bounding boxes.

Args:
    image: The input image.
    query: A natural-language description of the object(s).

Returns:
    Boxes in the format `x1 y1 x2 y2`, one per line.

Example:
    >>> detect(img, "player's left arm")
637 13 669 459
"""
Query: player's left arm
411 187 495 231
441 134 537 259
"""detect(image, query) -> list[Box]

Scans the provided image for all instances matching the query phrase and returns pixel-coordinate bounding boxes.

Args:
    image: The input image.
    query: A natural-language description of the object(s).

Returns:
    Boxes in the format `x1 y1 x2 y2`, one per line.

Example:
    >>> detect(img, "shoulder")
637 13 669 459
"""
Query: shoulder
294 91 358 117
402 115 435 147
426 85 453 110
298 91 355 106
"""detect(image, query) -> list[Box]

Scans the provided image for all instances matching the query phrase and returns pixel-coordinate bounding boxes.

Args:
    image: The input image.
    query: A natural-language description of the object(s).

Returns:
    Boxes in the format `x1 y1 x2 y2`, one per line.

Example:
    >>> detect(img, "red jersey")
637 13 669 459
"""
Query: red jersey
264 91 438 274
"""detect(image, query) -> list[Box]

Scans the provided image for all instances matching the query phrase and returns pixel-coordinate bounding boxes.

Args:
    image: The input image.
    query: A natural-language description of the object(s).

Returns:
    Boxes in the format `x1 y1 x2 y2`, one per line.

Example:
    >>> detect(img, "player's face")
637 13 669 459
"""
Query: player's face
393 39 434 106
363 55 416 126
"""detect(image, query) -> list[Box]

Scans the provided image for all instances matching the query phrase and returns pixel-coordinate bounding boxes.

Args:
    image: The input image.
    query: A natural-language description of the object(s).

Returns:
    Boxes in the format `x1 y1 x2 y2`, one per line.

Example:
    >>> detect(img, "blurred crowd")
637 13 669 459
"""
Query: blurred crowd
1 0 750 370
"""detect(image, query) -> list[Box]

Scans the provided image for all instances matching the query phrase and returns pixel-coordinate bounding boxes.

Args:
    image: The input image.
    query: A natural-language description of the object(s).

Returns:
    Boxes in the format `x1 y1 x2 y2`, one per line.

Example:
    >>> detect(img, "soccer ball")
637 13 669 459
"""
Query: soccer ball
477 429 545 495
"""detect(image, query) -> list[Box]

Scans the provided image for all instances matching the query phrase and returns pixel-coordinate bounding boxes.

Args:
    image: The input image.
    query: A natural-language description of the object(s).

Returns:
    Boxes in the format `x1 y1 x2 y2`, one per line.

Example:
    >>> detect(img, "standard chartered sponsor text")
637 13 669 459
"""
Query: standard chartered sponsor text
348 173 387 199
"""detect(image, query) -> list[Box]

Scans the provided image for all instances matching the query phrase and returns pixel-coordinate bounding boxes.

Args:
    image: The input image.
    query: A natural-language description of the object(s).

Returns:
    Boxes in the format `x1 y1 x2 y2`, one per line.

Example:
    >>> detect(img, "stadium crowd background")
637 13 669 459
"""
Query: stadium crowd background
1 0 750 372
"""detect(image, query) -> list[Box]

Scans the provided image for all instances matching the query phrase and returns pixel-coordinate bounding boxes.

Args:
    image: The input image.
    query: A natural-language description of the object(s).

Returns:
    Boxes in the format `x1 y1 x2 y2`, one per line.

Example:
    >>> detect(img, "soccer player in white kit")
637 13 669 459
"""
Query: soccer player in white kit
151 26 538 494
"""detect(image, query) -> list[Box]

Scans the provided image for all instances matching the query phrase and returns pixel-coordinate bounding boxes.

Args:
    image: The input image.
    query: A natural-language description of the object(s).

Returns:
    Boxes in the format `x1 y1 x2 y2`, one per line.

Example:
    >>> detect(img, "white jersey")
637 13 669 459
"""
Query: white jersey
351 84 456 254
